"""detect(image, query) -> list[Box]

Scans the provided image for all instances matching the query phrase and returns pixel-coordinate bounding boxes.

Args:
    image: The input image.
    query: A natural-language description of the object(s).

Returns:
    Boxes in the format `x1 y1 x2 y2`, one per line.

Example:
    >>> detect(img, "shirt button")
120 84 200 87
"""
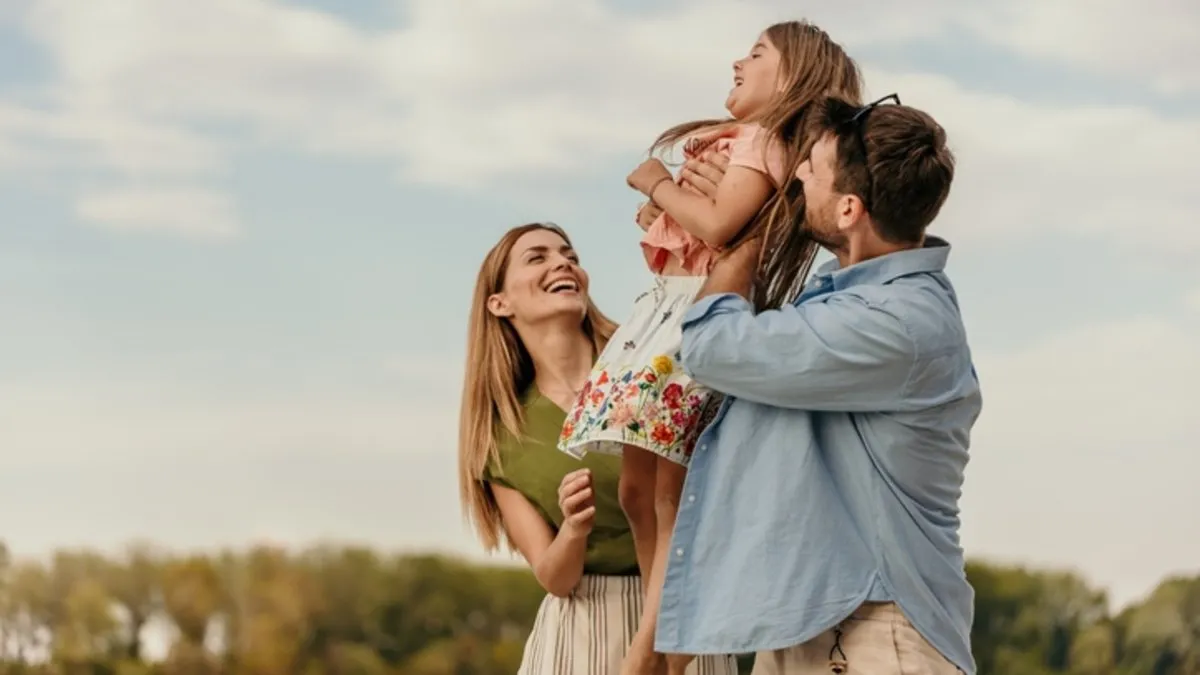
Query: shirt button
687 494 696 503
699 444 707 452
675 548 684 557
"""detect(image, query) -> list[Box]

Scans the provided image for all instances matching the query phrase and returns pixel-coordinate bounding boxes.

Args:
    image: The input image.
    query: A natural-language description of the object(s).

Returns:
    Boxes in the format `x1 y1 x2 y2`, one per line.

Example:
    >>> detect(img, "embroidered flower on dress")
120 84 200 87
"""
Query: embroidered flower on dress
558 353 715 462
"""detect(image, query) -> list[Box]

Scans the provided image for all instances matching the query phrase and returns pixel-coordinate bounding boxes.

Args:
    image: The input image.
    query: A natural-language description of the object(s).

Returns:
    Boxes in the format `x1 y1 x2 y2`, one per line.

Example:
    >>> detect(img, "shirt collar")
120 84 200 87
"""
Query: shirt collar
813 236 951 291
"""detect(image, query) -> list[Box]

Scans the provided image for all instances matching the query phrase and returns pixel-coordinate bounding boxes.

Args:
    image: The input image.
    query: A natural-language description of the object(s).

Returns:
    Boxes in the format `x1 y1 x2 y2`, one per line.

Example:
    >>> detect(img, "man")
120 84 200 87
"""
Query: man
655 95 980 674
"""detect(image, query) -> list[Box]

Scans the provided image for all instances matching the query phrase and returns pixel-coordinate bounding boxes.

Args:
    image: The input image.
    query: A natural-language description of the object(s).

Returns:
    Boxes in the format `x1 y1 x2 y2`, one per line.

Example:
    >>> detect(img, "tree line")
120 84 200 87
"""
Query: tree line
0 541 1195 675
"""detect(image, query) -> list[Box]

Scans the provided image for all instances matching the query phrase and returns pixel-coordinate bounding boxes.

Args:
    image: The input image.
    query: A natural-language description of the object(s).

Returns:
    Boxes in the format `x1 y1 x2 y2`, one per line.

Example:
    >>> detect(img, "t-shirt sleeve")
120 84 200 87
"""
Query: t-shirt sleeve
481 456 513 489
727 124 786 186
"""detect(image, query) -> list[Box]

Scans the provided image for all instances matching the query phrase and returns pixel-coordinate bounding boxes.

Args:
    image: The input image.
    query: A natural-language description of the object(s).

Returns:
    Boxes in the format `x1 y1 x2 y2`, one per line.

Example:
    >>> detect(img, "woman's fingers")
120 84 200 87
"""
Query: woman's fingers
561 487 594 514
557 469 591 501
566 505 597 527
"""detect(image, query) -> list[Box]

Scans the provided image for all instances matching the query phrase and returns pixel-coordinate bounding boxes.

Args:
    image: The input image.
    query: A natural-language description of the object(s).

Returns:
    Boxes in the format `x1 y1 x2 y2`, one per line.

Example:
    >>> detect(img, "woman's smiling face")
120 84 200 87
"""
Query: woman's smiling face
487 227 591 328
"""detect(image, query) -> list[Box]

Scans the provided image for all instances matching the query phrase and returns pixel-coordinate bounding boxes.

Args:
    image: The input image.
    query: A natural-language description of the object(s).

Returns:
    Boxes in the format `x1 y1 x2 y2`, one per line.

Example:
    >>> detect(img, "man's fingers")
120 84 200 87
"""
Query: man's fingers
686 158 723 188
681 167 714 194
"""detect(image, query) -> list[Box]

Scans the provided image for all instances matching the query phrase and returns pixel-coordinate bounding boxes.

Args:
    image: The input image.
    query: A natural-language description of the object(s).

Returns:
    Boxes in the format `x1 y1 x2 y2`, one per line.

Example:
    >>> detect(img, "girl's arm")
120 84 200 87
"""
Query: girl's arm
491 469 595 597
629 159 774 248
636 152 730 231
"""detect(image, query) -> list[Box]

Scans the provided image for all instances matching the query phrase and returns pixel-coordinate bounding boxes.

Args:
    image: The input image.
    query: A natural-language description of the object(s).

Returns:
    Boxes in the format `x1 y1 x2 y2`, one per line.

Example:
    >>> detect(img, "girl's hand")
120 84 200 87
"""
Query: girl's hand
636 201 663 231
627 158 673 197
557 468 596 539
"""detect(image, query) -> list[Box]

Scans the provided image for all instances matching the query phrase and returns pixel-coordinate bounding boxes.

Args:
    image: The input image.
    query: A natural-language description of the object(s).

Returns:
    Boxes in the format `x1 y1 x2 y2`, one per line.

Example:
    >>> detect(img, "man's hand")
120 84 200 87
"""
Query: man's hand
634 151 730 231
557 468 596 539
696 236 761 301
681 150 729 198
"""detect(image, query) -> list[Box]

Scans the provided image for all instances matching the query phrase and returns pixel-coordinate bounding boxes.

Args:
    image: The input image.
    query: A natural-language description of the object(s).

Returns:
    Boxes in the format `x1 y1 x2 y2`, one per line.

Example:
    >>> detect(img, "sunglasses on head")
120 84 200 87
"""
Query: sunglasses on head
837 93 901 211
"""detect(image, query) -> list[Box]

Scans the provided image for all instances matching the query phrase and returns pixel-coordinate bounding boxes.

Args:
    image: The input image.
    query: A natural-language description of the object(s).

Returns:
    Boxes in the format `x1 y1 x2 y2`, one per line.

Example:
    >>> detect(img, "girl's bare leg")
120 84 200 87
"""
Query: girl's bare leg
619 445 659 593
621 455 688 675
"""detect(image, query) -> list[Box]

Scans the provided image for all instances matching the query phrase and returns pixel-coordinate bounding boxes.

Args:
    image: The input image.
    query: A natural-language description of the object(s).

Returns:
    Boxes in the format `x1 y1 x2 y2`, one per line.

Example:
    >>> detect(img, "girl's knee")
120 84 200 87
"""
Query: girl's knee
653 485 682 522
618 470 655 520
653 459 687 520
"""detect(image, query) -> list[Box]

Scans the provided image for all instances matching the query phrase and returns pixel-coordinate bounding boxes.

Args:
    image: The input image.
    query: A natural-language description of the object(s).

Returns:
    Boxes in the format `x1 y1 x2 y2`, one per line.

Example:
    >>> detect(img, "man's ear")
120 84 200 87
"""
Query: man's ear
487 292 513 318
835 194 867 232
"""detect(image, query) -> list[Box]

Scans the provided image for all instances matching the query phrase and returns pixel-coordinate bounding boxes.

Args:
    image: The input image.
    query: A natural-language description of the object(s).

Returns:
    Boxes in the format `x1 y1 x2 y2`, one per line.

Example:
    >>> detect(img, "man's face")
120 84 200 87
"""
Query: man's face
794 133 846 249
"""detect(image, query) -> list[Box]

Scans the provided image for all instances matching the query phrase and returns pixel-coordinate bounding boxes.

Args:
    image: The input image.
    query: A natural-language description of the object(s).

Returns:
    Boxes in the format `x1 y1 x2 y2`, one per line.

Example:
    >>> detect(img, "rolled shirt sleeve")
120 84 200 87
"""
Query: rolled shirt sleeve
679 291 918 412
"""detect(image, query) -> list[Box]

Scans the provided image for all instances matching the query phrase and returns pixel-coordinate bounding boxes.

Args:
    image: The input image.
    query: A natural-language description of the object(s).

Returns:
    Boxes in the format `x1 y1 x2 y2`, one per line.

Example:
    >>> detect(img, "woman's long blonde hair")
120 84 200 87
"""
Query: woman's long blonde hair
458 223 617 551
653 20 863 309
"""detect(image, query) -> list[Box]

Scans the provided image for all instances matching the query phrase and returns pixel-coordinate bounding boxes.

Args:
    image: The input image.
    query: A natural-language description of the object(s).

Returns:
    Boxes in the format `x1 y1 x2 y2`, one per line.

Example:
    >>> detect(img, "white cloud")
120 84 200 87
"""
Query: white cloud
0 103 222 175
963 314 1200 606
862 69 1200 251
4 0 1193 255
3 0 1197 608
75 186 239 239
0 376 457 468
965 0 1200 95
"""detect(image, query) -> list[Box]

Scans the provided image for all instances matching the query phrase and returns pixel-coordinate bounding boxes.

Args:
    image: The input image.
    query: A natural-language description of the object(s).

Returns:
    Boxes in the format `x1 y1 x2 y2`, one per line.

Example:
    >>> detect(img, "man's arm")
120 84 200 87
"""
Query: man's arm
681 262 918 412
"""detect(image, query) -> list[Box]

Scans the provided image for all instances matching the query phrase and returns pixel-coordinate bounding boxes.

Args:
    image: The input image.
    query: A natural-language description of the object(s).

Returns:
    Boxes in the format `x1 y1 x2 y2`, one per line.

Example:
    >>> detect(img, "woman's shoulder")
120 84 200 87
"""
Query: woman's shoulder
488 388 564 473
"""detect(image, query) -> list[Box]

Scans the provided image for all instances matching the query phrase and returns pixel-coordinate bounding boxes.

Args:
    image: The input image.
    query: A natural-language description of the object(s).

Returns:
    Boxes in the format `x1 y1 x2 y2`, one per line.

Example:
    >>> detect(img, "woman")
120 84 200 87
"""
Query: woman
458 221 738 675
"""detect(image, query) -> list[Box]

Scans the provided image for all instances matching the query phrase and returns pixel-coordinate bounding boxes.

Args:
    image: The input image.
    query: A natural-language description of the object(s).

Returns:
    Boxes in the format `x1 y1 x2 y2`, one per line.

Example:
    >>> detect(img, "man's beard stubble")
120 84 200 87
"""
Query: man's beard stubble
798 202 846 255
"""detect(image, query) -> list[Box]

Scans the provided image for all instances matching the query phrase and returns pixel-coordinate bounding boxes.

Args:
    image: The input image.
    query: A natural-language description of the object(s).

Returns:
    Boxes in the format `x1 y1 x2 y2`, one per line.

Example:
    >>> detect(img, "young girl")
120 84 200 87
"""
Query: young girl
559 20 862 675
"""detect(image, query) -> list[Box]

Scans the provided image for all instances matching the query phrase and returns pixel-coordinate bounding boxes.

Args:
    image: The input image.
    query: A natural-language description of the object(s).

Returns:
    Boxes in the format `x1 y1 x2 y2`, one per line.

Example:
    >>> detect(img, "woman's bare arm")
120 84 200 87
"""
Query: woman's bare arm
491 469 596 597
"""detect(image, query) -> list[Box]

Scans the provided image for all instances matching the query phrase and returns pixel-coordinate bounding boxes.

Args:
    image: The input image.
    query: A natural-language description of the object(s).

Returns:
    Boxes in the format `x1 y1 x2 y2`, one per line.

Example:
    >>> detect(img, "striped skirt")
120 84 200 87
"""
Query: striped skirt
517 574 739 675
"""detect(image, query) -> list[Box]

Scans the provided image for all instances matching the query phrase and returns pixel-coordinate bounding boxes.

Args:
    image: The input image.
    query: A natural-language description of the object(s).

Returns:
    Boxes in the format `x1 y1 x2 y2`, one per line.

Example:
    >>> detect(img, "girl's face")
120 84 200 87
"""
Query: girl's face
726 31 783 120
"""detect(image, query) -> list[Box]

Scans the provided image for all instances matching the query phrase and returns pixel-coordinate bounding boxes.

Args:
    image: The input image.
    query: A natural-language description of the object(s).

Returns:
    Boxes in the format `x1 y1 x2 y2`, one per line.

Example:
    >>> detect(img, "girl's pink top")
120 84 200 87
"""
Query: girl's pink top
640 123 785 276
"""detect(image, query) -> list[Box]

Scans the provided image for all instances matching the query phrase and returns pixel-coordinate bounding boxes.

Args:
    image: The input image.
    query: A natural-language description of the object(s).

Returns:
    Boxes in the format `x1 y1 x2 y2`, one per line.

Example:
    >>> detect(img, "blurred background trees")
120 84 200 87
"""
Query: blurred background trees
0 540 1195 674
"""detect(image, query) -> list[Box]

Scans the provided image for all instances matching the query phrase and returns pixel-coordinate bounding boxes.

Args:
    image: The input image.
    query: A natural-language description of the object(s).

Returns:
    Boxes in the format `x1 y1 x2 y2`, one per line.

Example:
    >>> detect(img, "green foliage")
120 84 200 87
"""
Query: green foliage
0 541 1195 675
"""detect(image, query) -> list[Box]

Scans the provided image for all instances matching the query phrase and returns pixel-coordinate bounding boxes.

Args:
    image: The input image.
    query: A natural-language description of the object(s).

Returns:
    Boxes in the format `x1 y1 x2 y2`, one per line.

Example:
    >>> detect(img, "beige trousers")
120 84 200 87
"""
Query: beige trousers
749 603 963 675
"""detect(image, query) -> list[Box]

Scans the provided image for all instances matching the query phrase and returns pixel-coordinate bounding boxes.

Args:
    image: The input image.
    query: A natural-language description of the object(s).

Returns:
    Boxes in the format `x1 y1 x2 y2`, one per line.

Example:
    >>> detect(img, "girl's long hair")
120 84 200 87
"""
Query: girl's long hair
457 223 617 551
651 20 863 309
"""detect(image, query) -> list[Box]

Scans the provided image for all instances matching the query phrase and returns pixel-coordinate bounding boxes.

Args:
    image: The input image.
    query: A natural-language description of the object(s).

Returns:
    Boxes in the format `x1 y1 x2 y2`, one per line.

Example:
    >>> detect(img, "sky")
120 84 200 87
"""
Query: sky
1 0 1198 611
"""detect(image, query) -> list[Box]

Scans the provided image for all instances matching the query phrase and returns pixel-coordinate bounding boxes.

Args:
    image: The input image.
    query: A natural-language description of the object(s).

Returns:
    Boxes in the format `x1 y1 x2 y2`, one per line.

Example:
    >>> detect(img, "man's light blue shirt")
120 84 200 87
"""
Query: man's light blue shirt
656 237 980 674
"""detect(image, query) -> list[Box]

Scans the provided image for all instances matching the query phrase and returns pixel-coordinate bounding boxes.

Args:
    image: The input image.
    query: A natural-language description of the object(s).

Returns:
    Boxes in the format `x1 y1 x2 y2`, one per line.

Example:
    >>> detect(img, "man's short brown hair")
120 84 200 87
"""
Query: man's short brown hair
814 97 955 244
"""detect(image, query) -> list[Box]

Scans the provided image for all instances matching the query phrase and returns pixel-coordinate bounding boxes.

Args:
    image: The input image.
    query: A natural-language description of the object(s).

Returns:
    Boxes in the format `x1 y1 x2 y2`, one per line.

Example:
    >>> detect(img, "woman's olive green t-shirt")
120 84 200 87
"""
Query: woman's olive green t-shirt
483 387 639 576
